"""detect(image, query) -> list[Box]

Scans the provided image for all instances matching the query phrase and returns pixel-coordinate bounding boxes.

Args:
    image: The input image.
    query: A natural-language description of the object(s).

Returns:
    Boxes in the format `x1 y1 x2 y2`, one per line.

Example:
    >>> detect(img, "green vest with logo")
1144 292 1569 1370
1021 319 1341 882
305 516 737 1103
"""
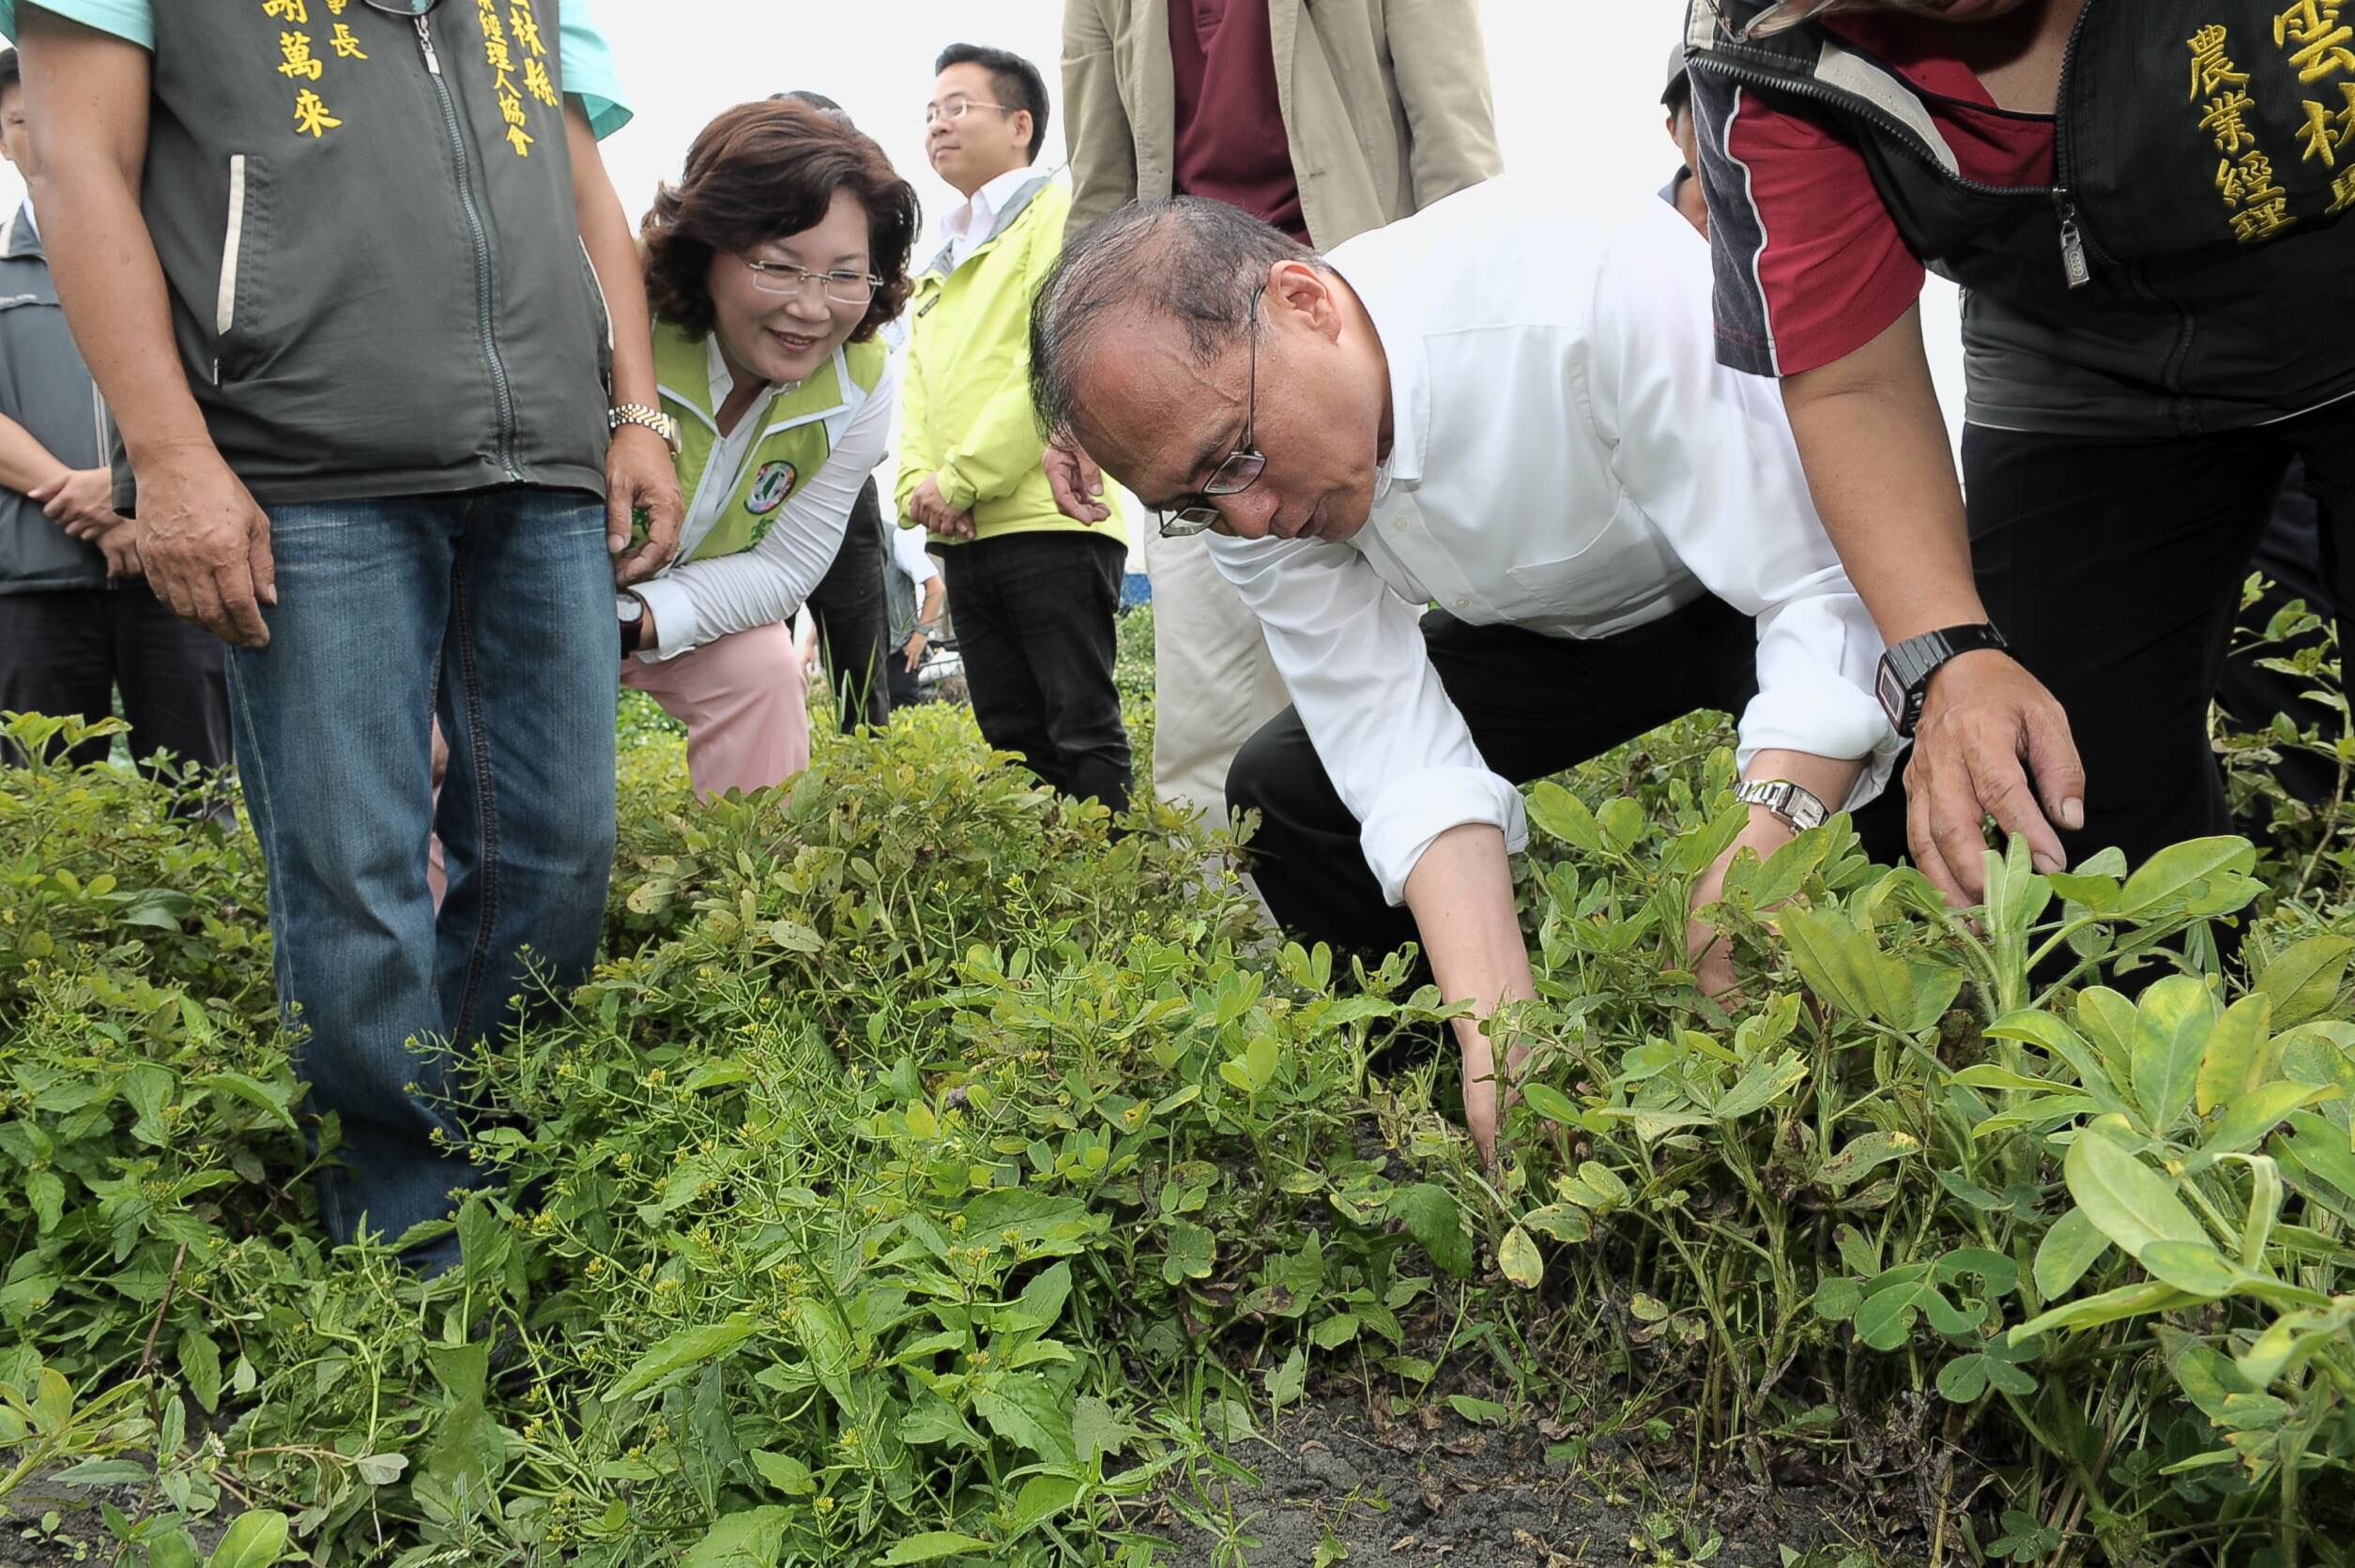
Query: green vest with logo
652 319 889 565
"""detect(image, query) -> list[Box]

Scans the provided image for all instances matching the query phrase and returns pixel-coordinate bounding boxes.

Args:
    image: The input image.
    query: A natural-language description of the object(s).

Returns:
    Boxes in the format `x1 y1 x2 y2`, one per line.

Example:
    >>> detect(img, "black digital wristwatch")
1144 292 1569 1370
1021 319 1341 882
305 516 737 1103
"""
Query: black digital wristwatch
1875 623 2011 738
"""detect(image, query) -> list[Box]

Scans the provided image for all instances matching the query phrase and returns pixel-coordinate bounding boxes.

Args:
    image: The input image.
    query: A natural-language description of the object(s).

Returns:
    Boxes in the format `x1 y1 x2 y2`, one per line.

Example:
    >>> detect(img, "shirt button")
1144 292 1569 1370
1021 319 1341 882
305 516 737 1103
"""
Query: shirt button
1454 597 1470 609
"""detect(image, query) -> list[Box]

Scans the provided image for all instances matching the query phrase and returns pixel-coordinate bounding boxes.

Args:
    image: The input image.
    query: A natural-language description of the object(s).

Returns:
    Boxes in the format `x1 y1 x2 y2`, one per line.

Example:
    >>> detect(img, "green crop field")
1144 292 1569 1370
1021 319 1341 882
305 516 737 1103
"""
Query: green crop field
1 602 2351 1568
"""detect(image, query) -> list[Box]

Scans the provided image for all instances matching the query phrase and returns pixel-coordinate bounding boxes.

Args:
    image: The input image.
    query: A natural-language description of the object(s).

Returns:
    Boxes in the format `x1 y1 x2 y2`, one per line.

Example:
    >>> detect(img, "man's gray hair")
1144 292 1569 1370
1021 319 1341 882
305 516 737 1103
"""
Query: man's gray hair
1029 197 1324 439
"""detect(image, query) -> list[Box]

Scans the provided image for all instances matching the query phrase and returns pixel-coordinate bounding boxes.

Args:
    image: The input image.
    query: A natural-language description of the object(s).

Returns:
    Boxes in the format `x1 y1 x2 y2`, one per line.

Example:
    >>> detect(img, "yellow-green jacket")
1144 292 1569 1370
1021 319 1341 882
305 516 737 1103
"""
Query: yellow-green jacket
895 174 1125 548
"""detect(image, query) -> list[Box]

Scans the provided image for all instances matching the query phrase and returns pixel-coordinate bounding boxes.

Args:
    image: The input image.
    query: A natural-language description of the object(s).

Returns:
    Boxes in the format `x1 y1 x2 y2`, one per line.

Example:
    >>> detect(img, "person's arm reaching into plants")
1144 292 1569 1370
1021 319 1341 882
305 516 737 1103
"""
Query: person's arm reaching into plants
1779 308 2085 906
567 103 681 586
18 9 272 645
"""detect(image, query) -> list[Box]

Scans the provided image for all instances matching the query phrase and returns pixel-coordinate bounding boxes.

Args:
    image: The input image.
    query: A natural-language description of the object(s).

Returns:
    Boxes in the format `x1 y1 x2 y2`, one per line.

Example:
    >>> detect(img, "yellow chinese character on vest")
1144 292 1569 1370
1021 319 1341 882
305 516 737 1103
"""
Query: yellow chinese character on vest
293 88 341 137
278 32 324 82
2189 24 2251 99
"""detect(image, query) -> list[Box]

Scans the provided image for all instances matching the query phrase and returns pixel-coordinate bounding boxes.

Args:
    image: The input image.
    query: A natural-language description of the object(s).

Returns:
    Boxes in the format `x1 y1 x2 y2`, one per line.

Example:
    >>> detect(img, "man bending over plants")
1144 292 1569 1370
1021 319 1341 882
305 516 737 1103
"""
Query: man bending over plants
1028 182 1900 1159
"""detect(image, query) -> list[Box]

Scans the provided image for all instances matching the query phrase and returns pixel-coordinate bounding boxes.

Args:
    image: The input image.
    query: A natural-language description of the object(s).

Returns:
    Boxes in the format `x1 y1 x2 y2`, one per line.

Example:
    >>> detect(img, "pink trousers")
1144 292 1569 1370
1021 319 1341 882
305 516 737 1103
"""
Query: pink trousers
620 619 811 799
429 620 808 906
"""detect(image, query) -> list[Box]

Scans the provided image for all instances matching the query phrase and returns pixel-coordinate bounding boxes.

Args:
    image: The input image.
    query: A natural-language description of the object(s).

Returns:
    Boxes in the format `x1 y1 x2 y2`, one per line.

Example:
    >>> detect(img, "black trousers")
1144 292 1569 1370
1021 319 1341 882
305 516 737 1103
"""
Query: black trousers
939 530 1132 811
803 476 891 733
885 645 924 710
0 584 231 777
1229 595 1758 960
1965 398 2355 875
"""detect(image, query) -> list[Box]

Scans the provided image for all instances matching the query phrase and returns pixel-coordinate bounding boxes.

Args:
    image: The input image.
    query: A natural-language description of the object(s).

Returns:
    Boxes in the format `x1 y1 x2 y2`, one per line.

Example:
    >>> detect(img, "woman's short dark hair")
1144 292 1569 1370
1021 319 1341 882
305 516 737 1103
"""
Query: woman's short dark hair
641 99 921 344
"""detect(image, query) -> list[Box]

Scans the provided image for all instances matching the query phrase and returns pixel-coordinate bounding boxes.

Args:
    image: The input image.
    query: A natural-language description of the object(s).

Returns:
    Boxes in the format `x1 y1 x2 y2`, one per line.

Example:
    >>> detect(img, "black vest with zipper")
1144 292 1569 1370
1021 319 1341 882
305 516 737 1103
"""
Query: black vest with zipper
1684 0 2355 437
127 0 614 510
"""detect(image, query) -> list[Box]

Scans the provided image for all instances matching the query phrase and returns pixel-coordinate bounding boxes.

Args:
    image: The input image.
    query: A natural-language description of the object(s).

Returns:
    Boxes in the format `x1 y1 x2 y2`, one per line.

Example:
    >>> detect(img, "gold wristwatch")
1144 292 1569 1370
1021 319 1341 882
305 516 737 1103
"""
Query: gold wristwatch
608 403 681 455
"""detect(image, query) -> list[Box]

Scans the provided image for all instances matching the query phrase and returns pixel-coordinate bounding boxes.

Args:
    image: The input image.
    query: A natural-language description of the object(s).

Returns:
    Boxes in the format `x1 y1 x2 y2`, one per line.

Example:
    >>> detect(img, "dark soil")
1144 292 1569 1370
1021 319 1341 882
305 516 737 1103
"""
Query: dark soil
1154 1393 1872 1568
0 1467 230 1567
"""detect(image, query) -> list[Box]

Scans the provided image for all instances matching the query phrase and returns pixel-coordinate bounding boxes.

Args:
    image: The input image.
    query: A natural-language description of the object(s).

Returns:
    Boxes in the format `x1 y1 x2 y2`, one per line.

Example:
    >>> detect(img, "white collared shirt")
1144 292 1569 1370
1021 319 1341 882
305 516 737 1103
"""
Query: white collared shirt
1208 178 1899 906
940 165 1038 271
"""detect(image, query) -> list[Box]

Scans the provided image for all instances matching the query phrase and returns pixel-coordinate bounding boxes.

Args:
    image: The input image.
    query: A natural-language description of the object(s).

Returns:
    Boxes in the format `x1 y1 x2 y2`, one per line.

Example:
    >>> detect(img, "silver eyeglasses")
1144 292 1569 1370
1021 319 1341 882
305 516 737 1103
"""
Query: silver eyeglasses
741 257 881 307
923 96 1017 128
1156 284 1268 539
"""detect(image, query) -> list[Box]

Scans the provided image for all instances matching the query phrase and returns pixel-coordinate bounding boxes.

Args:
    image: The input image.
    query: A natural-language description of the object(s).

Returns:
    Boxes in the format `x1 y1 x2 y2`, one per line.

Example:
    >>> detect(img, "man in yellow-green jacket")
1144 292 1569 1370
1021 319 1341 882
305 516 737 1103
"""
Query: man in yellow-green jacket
898 42 1132 811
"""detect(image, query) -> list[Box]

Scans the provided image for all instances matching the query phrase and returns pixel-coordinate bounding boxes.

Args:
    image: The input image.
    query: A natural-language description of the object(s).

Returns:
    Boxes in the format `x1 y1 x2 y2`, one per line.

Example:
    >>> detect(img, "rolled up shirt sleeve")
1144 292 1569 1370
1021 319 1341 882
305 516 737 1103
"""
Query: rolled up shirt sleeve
1208 531 1526 906
1583 207 1900 811
558 0 632 139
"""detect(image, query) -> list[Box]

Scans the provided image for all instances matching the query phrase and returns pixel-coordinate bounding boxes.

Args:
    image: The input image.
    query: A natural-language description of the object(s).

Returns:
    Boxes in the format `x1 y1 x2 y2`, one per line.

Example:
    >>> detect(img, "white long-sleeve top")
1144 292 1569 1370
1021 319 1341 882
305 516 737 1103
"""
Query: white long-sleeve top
1208 179 1899 906
631 335 900 660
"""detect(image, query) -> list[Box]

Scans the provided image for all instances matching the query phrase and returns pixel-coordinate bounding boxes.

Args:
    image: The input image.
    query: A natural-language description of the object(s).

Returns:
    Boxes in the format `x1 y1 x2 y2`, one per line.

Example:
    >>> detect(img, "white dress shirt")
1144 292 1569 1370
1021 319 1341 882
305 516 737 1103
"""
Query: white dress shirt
940 166 1040 271
1209 178 1898 906
630 332 898 660
890 518 940 588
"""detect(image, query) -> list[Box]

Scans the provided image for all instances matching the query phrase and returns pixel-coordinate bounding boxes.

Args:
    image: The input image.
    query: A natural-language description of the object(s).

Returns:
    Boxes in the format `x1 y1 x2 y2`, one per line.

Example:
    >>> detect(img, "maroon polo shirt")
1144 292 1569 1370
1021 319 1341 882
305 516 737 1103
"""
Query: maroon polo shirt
1167 0 1308 241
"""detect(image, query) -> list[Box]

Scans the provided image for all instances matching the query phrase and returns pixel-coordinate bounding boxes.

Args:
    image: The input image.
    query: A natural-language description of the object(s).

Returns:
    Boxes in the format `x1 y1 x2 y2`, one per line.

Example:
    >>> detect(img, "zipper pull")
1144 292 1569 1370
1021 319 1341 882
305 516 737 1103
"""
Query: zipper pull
2054 190 2090 289
415 13 441 75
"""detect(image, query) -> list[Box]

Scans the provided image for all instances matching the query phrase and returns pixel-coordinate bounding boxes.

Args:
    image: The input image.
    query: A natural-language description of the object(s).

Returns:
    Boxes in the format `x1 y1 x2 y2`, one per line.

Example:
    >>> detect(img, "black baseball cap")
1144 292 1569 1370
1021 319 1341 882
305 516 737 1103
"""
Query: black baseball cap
1661 43 1691 112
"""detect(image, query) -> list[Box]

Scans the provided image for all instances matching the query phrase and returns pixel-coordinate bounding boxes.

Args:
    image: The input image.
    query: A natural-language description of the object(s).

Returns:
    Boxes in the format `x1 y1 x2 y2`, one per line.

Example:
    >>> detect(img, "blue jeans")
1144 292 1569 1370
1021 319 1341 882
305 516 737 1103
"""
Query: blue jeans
227 488 616 1264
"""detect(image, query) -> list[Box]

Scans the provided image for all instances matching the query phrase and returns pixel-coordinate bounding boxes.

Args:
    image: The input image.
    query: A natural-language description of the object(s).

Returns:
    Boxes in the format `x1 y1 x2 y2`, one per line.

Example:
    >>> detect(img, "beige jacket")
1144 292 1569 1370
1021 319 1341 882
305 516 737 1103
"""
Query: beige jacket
1061 0 1503 250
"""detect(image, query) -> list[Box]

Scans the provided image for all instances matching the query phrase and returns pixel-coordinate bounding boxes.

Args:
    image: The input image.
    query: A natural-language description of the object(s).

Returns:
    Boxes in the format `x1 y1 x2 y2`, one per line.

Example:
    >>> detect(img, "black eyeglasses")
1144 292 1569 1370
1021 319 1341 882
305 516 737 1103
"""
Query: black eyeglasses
1156 283 1268 539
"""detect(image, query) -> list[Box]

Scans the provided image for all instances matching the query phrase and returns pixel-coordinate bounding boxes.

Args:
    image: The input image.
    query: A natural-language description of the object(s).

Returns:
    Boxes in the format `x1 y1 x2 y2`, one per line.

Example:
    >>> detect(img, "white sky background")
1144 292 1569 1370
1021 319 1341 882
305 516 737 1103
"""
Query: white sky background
0 0 1967 554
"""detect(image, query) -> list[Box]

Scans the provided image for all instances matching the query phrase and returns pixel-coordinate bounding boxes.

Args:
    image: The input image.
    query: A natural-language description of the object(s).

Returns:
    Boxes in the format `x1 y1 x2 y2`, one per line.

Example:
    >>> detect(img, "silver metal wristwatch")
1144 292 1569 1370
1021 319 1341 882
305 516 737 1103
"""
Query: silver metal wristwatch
1735 778 1830 833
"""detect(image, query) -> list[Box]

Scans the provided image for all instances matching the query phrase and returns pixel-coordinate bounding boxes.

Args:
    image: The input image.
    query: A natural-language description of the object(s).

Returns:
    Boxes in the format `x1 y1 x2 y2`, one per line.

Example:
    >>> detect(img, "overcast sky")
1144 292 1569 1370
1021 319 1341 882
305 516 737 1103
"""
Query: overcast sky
0 0 1965 550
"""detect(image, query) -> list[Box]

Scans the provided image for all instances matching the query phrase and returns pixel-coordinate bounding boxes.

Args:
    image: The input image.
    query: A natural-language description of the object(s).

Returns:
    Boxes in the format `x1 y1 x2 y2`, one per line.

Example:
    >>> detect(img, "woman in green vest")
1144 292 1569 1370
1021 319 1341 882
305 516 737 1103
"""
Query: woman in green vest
619 99 918 795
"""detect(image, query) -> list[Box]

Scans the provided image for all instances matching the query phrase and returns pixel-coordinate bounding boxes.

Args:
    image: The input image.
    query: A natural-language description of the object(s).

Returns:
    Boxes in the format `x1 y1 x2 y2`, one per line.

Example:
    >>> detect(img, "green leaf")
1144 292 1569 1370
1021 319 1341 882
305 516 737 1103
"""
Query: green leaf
1497 1225 1542 1289
2032 1209 2112 1301
1393 1183 1473 1279
2253 935 2355 1028
974 1378 1077 1465
1950 1064 2068 1094
766 919 823 953
1010 1474 1083 1538
681 1060 754 1093
1598 797 1645 852
1524 783 1602 852
876 1531 993 1565
1812 1276 1863 1322
1005 1261 1073 1332
191 1072 299 1134
1520 1204 1592 1243
2012 1281 2200 1340
2137 1240 2255 1299
2195 995 2275 1116
2130 976 2213 1135
2115 836 2258 918
205 1511 290 1568
681 1507 792 1566
2279 1112 2355 1206
1713 1051 1809 1121
1518 1082 1580 1125
750 1449 817 1496
2200 1080 2330 1161
602 1315 761 1403
353 1453 406 1485
1163 1220 1215 1284
1813 1130 1920 1189
1309 1314 1362 1350
1265 1345 1307 1406
25 1170 63 1234
2064 1130 2205 1261
1072 1395 1138 1469
1446 1394 1509 1425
